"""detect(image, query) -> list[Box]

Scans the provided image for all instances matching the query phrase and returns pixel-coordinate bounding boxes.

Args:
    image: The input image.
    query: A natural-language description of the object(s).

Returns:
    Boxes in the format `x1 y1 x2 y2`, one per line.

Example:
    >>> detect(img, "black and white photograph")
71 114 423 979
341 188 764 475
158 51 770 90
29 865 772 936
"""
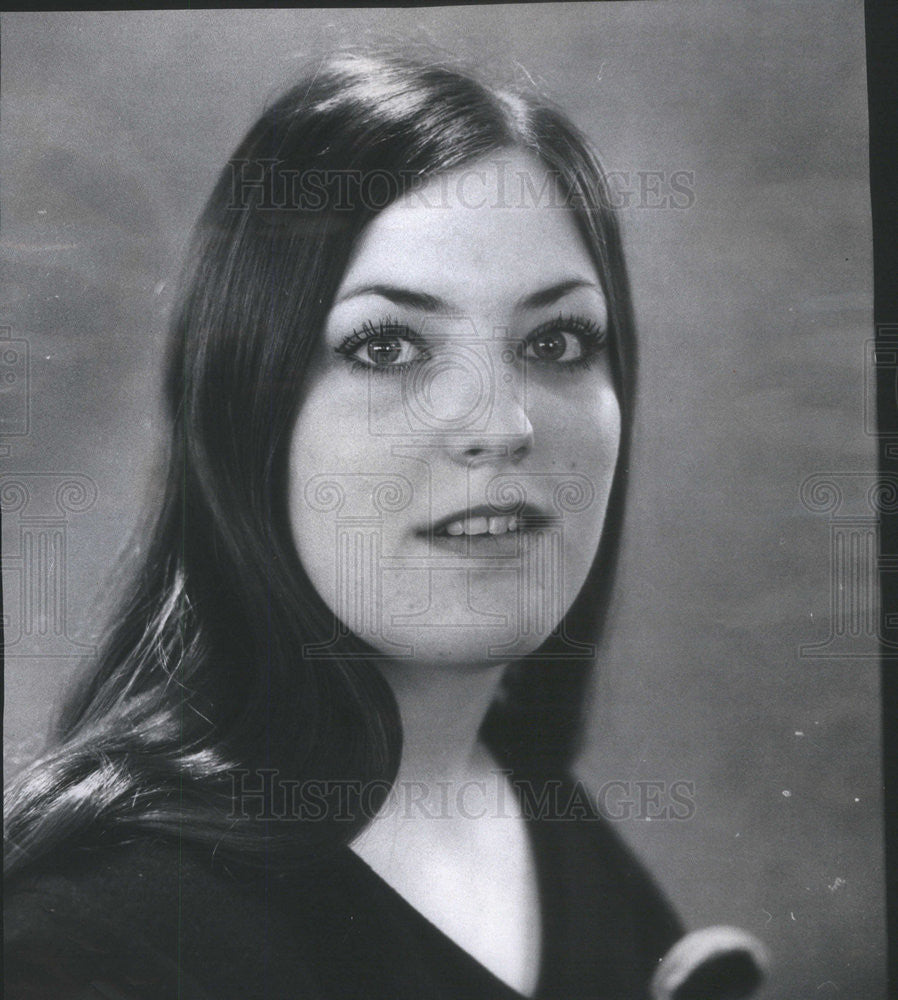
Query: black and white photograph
2 4 886 999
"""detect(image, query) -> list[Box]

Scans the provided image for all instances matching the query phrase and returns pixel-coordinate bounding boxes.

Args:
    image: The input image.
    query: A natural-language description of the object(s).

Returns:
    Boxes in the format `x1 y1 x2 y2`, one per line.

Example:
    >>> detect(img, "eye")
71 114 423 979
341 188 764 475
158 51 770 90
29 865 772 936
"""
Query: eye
527 329 582 362
335 320 429 373
359 335 423 367
523 315 606 365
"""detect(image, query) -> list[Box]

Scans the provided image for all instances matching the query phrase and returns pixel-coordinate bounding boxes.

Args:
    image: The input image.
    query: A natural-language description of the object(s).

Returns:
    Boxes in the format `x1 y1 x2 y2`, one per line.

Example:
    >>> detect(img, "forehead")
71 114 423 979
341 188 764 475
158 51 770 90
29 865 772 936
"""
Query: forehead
335 150 600 315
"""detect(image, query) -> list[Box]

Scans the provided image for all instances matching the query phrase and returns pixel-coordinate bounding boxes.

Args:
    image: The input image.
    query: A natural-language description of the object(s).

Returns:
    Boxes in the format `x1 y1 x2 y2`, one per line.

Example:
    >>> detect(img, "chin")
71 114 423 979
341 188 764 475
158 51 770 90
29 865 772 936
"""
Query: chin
310 566 584 666
362 620 559 668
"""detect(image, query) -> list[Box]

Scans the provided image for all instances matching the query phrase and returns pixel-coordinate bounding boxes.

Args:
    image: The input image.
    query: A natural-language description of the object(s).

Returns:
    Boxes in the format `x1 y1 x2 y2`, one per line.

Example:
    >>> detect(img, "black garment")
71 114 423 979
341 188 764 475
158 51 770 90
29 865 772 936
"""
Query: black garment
5 772 682 1000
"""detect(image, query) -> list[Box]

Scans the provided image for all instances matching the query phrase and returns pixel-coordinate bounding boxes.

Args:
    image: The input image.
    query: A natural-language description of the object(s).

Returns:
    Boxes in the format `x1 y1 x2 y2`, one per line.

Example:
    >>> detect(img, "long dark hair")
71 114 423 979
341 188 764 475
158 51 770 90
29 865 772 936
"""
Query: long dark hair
4 51 636 877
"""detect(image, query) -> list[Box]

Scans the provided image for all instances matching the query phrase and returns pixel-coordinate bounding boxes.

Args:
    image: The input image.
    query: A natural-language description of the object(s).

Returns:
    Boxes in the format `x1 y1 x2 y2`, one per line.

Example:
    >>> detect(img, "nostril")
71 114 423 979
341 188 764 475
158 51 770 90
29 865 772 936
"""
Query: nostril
449 435 532 466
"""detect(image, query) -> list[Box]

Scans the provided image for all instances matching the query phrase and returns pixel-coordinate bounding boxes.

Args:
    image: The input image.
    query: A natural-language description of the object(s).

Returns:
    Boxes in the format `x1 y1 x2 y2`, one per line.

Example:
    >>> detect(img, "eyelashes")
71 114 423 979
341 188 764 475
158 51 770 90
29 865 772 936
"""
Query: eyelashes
524 314 607 369
334 313 608 376
334 317 429 377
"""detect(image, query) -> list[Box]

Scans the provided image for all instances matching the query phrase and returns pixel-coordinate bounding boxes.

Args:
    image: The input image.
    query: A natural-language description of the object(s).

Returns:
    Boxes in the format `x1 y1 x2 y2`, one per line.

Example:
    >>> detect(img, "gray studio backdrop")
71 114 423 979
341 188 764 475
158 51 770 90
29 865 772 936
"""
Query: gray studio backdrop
1 3 882 998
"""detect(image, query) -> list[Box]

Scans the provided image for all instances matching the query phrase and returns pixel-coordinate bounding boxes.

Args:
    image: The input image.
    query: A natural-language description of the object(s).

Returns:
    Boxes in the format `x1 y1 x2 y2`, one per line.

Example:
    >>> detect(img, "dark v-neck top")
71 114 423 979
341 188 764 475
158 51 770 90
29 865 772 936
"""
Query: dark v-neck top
5 771 682 1000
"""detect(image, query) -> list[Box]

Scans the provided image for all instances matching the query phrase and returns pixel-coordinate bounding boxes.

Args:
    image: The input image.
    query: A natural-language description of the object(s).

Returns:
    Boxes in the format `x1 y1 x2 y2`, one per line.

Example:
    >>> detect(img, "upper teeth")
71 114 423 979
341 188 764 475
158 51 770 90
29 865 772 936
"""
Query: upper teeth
443 515 519 536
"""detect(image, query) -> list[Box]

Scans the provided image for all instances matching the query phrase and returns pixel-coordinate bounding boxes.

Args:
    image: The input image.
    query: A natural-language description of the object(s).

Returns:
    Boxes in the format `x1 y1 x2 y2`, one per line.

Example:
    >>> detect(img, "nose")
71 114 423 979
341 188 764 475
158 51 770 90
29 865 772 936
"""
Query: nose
445 371 534 467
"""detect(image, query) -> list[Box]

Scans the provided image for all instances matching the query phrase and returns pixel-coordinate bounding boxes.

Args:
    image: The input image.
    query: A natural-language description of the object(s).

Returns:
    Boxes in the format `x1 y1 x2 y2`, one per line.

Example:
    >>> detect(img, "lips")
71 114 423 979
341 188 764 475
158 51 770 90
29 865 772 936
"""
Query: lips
444 513 518 536
423 503 554 538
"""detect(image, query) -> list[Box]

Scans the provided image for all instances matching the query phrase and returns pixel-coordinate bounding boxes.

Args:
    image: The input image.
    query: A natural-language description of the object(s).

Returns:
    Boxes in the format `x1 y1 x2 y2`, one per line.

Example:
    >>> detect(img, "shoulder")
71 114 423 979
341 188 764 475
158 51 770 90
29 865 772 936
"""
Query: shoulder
515 767 684 991
5 837 201 999
517 768 680 884
5 836 320 1000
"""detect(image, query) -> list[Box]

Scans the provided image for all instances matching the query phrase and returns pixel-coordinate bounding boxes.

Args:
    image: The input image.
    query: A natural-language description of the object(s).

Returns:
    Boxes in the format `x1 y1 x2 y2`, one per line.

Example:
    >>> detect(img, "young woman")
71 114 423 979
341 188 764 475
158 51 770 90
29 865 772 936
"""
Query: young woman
4 52 764 1000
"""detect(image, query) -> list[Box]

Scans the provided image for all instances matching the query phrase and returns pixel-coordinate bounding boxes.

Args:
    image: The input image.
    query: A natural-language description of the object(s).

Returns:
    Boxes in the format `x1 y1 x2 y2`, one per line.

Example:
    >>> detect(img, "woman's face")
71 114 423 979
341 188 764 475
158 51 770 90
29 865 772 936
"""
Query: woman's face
288 150 621 667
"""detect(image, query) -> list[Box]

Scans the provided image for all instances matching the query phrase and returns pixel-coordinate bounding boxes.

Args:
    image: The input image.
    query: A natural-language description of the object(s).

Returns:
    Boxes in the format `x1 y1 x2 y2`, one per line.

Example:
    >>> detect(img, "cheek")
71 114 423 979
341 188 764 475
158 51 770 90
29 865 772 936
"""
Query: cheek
590 384 622 466
286 380 370 582
286 375 416 604
532 376 621 475
582 385 622 529
288 373 407 501
537 380 621 575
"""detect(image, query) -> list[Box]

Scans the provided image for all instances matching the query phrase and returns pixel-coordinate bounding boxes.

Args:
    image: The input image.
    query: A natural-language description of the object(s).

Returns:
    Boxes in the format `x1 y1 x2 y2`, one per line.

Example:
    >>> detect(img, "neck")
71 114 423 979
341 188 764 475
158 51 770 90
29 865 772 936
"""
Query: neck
383 658 508 789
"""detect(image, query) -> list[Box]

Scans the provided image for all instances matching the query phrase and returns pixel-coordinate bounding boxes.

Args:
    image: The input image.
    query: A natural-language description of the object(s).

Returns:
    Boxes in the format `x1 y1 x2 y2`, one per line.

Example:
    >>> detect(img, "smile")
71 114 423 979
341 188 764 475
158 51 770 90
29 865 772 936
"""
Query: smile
442 514 520 536
423 503 555 539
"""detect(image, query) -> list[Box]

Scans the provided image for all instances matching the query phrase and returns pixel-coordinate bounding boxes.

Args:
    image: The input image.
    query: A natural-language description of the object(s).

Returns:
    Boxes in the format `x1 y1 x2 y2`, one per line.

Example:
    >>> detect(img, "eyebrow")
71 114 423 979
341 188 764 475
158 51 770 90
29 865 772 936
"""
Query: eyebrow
517 278 600 311
334 284 449 311
333 278 601 312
